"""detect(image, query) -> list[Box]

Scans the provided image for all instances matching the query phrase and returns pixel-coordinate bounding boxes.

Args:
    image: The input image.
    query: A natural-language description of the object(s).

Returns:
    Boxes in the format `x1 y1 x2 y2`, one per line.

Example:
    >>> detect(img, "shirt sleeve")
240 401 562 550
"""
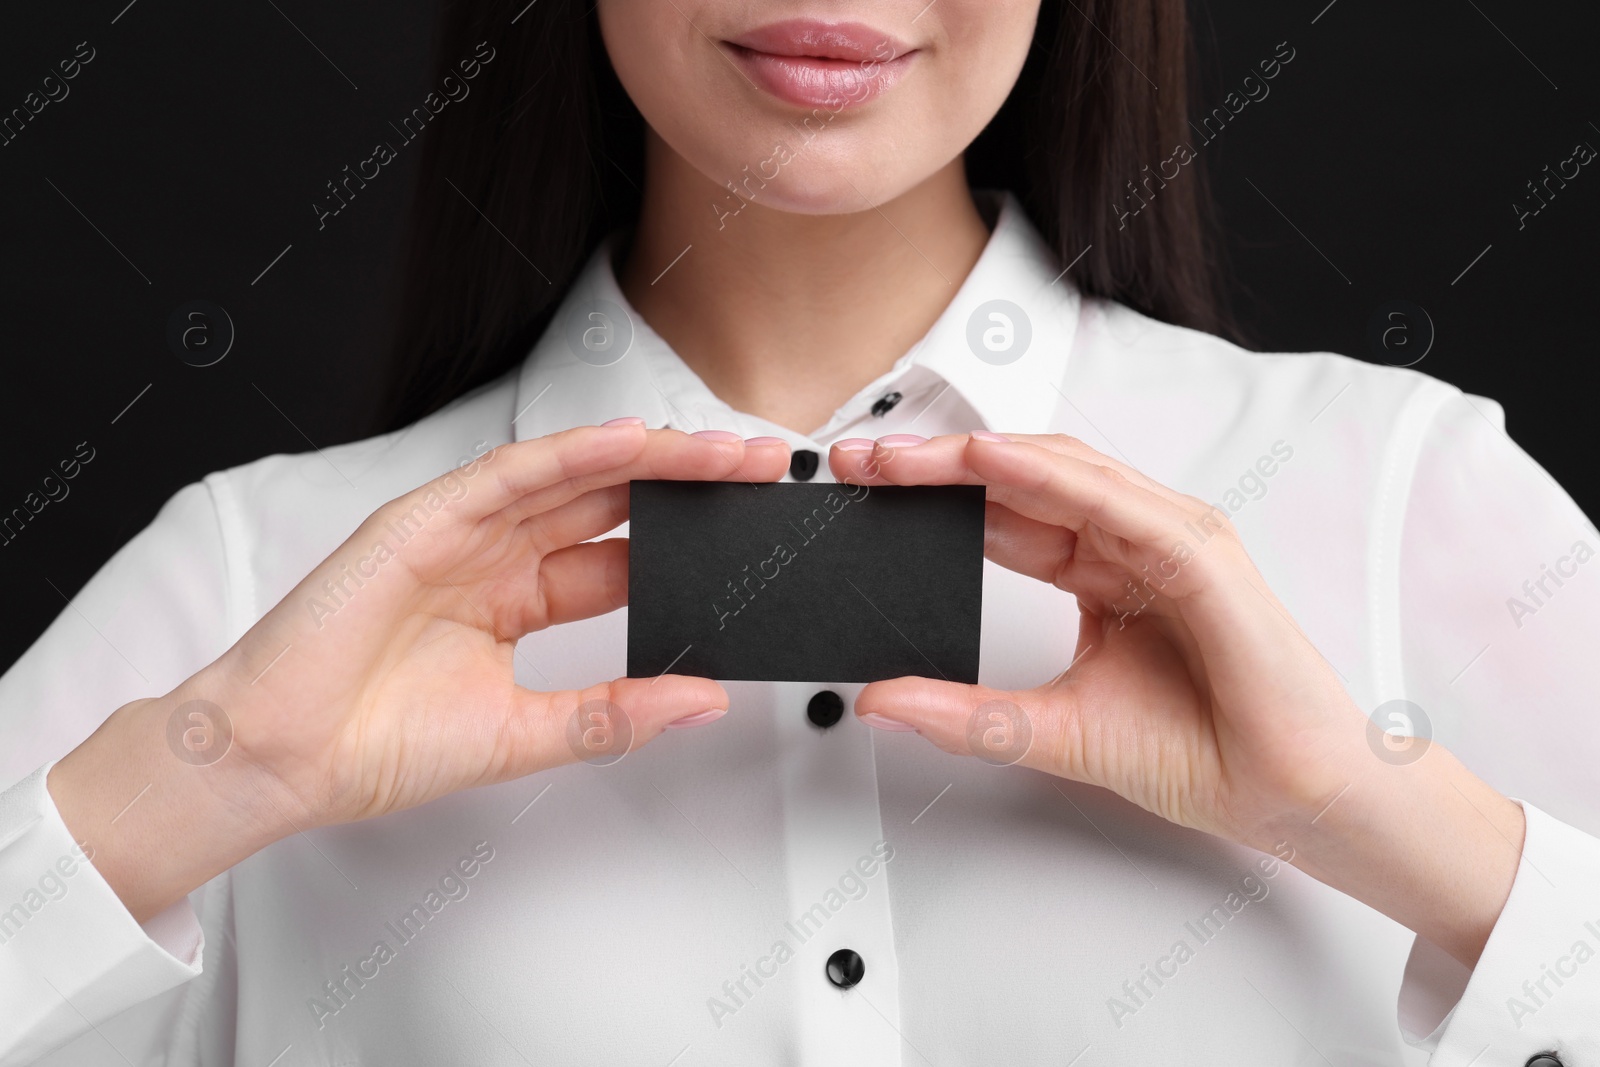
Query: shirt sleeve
0 477 238 1065
1394 385 1600 1064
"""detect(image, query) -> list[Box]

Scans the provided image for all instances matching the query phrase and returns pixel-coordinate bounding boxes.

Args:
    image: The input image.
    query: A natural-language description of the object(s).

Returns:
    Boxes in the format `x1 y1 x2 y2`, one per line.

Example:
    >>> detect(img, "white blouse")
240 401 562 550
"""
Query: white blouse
3 189 1599 1067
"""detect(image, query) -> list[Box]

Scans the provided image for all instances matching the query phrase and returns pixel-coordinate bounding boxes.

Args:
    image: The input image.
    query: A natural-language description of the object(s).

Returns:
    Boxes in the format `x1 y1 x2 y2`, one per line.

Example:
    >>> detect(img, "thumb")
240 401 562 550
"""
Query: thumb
856 677 1058 769
508 675 730 772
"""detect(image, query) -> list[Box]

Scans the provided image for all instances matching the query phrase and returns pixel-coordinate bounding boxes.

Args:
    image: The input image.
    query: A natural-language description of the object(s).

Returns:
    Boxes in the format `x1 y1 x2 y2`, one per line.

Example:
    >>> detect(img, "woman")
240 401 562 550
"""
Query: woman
1 0 1595 1064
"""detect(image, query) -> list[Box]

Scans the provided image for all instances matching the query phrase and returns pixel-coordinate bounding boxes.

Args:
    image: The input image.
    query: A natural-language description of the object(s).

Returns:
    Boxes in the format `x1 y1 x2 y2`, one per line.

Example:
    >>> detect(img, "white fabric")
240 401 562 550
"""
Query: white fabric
2 189 1597 1065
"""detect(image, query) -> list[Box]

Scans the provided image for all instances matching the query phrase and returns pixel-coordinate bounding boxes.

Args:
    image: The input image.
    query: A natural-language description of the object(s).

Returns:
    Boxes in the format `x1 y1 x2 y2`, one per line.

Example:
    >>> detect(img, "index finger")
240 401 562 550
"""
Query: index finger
406 424 791 527
830 432 1210 564
829 431 1173 498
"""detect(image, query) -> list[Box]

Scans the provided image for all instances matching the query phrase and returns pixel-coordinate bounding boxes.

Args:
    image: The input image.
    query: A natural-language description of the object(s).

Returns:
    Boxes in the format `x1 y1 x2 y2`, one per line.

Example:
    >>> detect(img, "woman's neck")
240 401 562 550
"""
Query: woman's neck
617 128 992 436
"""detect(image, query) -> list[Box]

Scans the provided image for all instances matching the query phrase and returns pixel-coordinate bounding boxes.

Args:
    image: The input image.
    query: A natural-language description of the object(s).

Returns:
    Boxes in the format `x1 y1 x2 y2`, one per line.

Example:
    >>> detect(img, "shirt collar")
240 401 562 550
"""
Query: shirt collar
512 188 1078 444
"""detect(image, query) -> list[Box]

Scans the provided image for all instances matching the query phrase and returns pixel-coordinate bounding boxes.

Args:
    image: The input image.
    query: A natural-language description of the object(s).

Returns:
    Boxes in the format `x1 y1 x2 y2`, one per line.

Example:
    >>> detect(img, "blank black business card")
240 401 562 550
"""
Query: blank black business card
627 481 984 683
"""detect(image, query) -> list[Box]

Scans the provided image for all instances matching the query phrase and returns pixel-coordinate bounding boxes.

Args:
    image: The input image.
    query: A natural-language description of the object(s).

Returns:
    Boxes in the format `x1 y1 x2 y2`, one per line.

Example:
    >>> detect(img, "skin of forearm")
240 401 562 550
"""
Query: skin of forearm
1261 746 1525 969
47 675 288 925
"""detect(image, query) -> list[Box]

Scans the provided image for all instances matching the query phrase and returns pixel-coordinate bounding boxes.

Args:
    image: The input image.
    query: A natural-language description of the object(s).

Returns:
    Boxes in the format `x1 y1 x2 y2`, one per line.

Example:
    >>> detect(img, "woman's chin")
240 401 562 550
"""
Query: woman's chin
701 150 925 218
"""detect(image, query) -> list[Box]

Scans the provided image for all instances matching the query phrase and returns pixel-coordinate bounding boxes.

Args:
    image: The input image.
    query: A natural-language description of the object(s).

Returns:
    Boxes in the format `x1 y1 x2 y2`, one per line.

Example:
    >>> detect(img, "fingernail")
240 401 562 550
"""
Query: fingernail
602 416 646 427
859 712 917 732
876 434 927 448
971 431 1010 443
745 436 788 446
664 708 728 730
833 438 876 452
692 430 743 443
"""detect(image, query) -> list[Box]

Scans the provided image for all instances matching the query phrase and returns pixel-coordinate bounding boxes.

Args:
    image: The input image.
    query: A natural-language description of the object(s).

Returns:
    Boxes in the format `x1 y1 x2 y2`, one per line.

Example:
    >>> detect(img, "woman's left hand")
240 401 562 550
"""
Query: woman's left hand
830 431 1526 968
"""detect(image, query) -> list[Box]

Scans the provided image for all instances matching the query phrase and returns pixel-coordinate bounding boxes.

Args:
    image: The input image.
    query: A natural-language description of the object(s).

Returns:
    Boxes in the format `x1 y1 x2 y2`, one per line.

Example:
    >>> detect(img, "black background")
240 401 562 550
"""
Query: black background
1 0 1595 668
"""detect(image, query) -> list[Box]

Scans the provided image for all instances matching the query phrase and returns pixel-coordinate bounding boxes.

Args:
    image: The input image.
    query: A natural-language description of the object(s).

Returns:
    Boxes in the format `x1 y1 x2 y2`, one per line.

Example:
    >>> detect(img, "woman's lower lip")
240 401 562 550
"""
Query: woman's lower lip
725 44 916 110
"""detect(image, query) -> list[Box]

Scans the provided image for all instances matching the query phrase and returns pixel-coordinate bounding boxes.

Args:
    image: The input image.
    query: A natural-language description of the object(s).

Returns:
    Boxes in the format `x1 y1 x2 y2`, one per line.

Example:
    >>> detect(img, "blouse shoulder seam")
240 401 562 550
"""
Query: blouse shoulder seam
1367 375 1460 705
199 469 255 645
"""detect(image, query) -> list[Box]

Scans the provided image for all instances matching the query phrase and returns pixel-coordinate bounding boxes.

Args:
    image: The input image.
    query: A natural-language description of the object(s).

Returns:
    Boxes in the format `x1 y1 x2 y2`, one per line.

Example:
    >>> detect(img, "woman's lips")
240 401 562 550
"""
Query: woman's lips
723 19 917 110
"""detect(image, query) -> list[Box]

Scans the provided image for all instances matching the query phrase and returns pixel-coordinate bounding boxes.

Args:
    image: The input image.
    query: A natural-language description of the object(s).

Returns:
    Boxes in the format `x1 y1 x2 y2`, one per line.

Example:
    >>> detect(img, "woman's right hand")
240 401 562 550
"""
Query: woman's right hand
47 423 789 922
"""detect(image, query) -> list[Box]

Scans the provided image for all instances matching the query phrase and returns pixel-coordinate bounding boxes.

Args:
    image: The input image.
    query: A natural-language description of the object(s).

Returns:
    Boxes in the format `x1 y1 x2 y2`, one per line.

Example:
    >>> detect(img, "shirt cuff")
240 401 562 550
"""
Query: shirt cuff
1397 798 1599 1065
0 761 203 1065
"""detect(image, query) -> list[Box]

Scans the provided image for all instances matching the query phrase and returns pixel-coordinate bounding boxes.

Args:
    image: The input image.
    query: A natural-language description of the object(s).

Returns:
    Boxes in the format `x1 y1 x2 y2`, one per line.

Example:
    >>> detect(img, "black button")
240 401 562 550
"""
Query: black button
807 690 845 729
1525 1057 1563 1067
789 449 819 481
871 391 903 417
826 948 865 989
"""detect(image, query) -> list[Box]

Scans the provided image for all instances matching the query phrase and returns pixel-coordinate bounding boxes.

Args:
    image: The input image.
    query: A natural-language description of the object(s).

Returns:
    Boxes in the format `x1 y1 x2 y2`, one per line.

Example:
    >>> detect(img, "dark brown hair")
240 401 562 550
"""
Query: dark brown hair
375 0 1234 433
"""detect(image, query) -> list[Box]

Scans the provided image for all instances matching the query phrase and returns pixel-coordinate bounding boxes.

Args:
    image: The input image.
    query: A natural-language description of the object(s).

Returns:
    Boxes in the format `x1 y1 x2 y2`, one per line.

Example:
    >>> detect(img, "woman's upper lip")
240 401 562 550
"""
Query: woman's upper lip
725 18 914 62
